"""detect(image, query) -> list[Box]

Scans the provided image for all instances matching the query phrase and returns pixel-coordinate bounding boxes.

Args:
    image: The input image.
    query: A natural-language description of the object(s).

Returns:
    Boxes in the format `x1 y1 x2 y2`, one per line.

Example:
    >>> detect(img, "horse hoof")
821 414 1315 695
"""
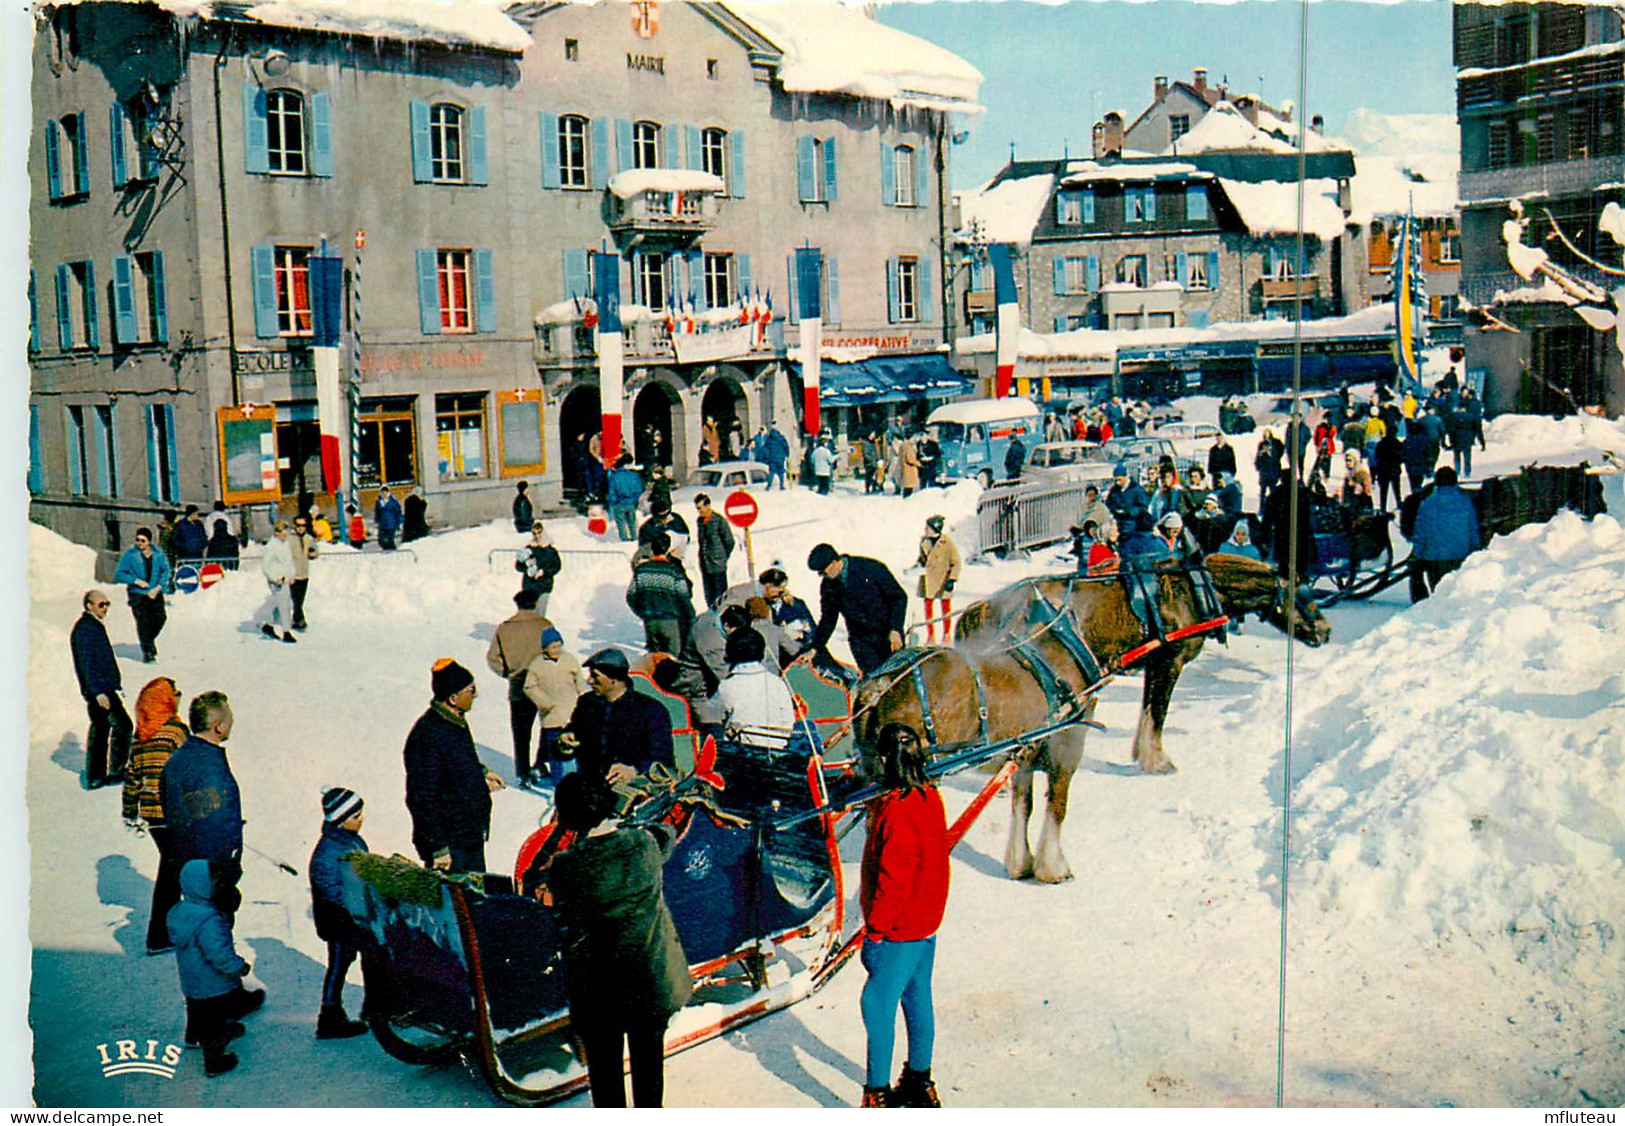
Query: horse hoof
1005 863 1035 881
1139 759 1178 775
1034 869 1073 885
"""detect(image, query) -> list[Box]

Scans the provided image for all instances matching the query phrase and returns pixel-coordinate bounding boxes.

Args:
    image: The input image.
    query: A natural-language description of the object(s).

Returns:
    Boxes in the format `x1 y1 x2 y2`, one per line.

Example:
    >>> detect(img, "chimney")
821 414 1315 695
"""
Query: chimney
1193 68 1208 94
1103 111 1124 158
1091 120 1105 159
1311 114 1324 135
1154 75 1168 102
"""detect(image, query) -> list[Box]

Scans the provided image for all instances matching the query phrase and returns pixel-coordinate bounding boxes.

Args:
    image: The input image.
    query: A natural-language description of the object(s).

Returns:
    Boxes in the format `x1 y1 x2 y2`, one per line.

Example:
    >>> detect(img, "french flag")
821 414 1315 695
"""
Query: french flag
794 249 822 435
592 255 624 465
989 244 1019 399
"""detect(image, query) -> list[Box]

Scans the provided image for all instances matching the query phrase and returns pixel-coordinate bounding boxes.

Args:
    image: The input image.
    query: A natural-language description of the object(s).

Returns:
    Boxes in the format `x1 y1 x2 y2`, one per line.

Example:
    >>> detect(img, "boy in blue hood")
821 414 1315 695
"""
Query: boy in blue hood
309 787 372 1040
168 859 264 1075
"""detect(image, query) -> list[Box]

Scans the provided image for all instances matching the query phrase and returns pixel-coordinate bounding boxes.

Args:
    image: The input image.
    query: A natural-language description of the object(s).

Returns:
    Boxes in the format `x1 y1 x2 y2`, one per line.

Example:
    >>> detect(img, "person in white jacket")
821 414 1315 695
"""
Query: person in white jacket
713 629 796 744
521 627 585 787
256 522 298 643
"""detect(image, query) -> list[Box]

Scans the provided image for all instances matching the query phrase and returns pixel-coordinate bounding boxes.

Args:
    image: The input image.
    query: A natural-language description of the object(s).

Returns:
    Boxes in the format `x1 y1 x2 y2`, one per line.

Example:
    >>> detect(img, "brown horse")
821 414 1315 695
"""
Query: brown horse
852 554 1329 883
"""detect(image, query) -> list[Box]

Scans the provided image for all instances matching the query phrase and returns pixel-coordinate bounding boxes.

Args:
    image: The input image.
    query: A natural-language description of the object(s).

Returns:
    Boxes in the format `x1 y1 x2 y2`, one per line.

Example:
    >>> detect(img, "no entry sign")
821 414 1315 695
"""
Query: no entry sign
199 562 225 589
723 490 758 530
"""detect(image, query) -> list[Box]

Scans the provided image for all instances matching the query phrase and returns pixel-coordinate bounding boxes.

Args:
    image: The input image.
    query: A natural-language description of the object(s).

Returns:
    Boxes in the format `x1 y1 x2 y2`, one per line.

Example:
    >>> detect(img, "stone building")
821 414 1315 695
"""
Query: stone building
26 0 980 566
1454 0 1624 416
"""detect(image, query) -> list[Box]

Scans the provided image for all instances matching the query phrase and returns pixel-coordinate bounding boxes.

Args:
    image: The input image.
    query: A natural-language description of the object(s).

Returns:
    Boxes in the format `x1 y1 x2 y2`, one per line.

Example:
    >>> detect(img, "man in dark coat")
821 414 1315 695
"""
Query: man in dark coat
171 506 209 561
1105 464 1151 532
374 487 403 551
1206 434 1238 482
1401 425 1435 494
401 489 430 542
806 543 908 677
162 691 244 901
70 589 129 788
511 481 534 534
693 494 736 609
561 648 675 784
403 660 504 873
1003 435 1026 482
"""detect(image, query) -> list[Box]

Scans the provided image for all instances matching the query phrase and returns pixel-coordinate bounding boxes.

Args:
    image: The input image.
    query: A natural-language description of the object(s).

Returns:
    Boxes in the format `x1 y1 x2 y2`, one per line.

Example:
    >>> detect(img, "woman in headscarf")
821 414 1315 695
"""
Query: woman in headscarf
122 677 189 955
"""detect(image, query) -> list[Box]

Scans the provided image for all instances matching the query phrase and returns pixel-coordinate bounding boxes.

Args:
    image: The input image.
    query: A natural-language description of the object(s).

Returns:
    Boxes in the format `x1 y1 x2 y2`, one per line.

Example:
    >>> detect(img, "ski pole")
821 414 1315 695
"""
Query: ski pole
245 844 299 877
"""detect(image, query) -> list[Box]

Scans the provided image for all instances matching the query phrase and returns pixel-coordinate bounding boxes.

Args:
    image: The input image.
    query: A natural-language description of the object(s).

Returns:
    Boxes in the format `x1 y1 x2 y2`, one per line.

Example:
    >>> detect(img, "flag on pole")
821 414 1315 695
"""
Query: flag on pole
593 254 624 466
309 252 345 493
989 244 1019 399
1393 209 1425 391
795 249 823 435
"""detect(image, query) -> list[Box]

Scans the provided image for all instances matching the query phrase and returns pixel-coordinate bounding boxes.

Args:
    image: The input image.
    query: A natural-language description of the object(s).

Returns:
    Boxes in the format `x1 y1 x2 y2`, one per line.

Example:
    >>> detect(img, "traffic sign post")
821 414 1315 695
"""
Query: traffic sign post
724 490 759 577
199 563 225 590
173 564 200 595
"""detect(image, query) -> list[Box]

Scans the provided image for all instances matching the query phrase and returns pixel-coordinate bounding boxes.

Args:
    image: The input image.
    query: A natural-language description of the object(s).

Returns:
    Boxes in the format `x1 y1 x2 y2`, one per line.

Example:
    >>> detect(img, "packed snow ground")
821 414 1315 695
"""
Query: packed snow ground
24 402 1625 1108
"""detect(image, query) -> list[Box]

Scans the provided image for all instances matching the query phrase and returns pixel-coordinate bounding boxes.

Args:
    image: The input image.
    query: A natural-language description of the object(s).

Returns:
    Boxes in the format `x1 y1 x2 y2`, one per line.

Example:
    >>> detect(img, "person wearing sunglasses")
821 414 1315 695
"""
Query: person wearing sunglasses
69 589 130 789
113 527 171 663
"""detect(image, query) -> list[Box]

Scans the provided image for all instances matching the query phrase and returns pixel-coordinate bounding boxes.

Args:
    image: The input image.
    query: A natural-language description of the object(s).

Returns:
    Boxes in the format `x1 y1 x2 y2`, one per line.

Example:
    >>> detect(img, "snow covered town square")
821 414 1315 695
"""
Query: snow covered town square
13 0 1625 1112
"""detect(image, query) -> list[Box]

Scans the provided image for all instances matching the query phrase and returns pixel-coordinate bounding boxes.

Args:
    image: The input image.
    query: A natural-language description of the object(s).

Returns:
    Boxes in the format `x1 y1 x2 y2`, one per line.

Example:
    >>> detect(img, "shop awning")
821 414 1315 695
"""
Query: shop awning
795 353 975 408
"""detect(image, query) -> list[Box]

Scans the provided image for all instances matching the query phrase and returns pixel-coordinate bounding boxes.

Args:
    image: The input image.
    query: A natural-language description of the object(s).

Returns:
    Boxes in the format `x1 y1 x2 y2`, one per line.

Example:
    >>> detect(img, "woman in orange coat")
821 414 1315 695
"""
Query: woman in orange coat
121 677 189 954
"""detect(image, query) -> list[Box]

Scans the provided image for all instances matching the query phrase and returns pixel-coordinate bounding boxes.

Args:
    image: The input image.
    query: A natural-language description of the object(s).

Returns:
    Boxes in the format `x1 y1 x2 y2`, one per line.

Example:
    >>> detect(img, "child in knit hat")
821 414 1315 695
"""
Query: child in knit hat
308 787 371 1040
523 628 585 788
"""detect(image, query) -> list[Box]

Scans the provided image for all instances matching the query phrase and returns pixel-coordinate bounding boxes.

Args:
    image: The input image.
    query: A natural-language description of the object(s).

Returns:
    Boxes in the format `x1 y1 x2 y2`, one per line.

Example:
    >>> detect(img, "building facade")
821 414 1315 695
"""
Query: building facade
27 0 978 566
1454 0 1624 416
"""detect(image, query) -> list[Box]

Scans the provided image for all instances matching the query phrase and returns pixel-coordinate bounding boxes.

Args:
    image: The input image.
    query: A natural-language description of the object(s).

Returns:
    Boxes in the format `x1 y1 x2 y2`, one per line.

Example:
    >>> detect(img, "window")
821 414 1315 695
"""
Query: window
430 103 464 182
1568 106 1594 161
798 136 837 203
56 261 99 350
1113 313 1143 331
702 127 728 186
1186 183 1209 222
639 251 668 310
897 256 920 322
1125 185 1154 224
1187 252 1211 290
111 100 159 187
564 38 579 61
1147 312 1175 329
1164 253 1179 283
146 403 179 504
51 113 90 199
559 114 590 188
1487 122 1509 169
1440 228 1460 264
266 89 306 174
633 120 661 170
1170 114 1191 143
1537 113 1556 163
704 252 734 308
893 145 916 206
273 246 313 336
437 249 473 333
436 393 487 481
498 390 545 476
1117 255 1147 287
1435 294 1461 320
27 271 39 354
1063 257 1091 294
112 251 169 346
357 398 419 487
65 406 90 496
1058 192 1082 225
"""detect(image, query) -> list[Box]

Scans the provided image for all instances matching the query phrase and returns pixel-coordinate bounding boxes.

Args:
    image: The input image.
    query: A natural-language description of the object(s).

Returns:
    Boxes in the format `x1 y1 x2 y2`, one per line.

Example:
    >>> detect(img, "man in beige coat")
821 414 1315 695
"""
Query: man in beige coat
486 588 553 786
289 513 320 630
916 515 961 644
900 436 921 497
522 627 585 786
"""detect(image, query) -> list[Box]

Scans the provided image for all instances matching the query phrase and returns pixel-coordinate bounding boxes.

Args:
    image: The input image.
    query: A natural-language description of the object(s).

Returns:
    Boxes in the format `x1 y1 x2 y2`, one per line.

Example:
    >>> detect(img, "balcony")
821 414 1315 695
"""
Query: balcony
1098 282 1182 317
1261 274 1322 301
964 290 995 315
606 170 724 245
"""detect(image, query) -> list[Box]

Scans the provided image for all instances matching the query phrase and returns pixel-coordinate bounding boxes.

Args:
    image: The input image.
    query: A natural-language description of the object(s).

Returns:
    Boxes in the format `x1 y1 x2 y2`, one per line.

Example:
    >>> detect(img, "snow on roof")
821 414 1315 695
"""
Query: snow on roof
724 2 983 114
1059 161 1206 185
606 169 726 200
925 397 1042 426
1173 102 1296 155
49 0 534 52
1219 177 1348 241
1349 155 1459 224
956 172 1055 247
1458 37 1624 78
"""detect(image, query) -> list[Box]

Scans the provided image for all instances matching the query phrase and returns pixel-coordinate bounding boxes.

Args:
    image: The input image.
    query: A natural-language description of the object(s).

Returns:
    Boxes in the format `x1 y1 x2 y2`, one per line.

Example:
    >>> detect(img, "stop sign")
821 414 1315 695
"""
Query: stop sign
199 563 225 589
723 490 758 529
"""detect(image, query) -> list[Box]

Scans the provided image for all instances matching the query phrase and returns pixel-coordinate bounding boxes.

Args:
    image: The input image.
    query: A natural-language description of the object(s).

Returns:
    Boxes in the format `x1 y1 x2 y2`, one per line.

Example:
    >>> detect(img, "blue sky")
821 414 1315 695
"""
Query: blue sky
876 0 1456 190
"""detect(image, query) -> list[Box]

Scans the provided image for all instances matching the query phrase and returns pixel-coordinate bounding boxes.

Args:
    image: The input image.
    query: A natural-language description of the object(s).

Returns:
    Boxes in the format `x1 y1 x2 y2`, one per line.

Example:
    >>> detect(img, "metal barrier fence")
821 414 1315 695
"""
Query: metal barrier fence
975 479 1093 556
488 546 629 572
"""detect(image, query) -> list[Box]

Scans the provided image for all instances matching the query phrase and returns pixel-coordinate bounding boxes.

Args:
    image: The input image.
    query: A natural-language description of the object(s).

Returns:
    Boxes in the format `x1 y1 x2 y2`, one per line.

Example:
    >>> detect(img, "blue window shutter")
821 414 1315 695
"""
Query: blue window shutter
28 407 42 494
105 403 121 498
971 258 986 290
736 253 751 300
886 257 900 323
89 406 110 495
796 136 815 202
1187 183 1208 222
539 113 560 188
45 121 62 199
918 257 932 318
151 251 169 343
112 255 137 345
1188 310 1209 329
145 405 161 501
563 248 588 299
73 112 90 194
162 404 180 500
416 249 441 334
826 257 841 324
1085 255 1099 293
409 100 431 182
661 122 677 169
1054 316 1067 333
822 135 838 201
1083 187 1095 224
468 105 489 185
1207 250 1220 289
83 261 99 349
1267 245 1279 276
614 118 633 173
65 409 83 495
880 144 894 207
1053 257 1066 295
1176 250 1189 288
475 249 496 332
684 124 700 171
27 271 39 353
916 147 929 210
244 84 270 174
309 91 333 177
251 244 278 338
729 130 746 198
785 254 799 324
591 117 610 189
55 265 72 349
687 249 703 308
110 102 128 188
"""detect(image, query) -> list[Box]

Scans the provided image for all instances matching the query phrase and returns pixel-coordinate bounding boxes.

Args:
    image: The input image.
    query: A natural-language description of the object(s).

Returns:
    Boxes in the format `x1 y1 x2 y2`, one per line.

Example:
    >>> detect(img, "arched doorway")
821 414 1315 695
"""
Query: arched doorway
558 384 603 503
633 381 681 472
700 376 748 463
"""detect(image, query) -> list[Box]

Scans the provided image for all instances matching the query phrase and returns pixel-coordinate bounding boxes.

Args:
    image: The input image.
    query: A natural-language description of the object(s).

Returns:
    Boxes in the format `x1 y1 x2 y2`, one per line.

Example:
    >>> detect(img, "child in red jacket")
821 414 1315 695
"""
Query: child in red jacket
858 723 950 1108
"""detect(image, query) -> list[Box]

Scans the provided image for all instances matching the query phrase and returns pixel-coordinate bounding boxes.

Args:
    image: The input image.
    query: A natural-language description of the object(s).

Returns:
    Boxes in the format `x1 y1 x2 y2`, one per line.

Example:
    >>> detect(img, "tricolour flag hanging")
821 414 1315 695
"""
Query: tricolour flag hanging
989 243 1019 399
593 253 625 466
309 252 345 493
795 248 823 435
1392 210 1426 391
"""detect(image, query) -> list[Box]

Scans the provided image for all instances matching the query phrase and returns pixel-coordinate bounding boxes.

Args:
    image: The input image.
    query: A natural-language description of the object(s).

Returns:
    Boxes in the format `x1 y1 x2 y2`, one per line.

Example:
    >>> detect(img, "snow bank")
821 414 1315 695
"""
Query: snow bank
1285 512 1625 973
28 523 96 599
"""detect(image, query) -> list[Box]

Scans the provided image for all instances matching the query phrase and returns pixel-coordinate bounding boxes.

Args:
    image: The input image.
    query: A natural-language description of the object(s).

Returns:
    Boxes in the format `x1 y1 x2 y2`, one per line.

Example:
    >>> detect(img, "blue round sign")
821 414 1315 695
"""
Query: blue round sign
173 564 201 594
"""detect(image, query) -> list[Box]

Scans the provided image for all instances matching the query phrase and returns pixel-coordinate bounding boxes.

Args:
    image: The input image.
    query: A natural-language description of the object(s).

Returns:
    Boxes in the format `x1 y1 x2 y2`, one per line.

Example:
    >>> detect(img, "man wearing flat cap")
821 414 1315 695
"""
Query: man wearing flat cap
403 659 505 873
560 649 675 785
805 543 908 677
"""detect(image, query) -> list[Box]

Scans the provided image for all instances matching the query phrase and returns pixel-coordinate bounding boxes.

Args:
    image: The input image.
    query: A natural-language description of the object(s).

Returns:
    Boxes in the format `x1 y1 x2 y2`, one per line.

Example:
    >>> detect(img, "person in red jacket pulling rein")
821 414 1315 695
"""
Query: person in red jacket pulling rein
858 722 950 1108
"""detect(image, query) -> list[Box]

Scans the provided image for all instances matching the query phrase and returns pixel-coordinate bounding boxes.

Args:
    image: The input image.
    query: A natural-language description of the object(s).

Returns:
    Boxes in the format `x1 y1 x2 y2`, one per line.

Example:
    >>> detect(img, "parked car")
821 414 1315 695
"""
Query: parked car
671 460 771 508
1152 422 1222 446
924 398 1043 488
1023 441 1117 486
1090 437 1201 490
